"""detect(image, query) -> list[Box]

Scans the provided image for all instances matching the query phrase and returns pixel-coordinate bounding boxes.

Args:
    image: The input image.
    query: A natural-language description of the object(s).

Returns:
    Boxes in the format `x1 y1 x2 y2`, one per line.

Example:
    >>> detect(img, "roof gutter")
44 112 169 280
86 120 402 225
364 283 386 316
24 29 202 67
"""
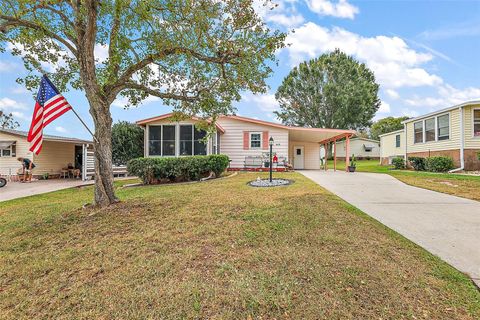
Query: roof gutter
449 106 465 173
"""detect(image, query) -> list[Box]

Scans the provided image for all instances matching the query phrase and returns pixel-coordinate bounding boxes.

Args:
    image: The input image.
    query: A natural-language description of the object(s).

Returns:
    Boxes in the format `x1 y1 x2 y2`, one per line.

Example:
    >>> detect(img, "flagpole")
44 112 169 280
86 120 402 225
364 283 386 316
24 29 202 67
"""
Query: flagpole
70 107 99 143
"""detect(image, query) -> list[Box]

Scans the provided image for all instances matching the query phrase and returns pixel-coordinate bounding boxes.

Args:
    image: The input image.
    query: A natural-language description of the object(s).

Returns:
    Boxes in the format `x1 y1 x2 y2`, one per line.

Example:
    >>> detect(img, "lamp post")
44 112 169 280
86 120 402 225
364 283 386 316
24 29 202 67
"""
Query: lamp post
269 137 274 182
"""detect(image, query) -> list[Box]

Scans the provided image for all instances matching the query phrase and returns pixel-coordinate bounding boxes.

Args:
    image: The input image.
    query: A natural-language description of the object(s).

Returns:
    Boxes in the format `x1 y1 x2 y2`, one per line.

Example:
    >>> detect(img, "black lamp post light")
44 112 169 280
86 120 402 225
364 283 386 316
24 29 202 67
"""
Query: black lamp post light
248 136 293 188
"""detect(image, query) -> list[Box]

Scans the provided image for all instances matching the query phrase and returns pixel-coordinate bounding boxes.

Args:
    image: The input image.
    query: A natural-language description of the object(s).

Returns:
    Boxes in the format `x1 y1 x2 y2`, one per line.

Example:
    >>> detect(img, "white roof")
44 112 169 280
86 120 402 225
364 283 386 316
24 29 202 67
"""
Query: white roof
402 100 480 124
378 129 404 138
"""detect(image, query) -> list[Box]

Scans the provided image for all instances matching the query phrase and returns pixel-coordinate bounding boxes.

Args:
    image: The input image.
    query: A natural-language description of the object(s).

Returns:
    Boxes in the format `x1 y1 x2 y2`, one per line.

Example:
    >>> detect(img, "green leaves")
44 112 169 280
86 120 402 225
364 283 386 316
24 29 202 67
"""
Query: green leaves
275 49 380 130
370 116 409 140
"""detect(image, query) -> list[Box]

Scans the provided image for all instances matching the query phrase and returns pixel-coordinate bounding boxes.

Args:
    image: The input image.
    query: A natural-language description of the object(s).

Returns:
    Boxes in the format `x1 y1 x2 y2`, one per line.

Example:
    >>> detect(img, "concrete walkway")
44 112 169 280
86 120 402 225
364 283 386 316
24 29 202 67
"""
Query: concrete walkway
0 179 93 203
300 170 480 287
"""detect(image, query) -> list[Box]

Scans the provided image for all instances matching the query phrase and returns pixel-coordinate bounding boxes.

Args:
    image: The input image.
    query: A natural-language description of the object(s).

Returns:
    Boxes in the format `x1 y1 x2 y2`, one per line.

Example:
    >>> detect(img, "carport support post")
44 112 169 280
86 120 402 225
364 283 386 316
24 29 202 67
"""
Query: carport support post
345 135 350 171
333 139 337 172
324 143 328 171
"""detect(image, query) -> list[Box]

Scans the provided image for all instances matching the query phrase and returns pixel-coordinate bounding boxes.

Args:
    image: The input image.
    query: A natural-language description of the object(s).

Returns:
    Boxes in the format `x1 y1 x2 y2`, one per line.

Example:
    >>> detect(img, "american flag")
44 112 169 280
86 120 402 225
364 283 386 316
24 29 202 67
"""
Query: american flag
27 75 72 155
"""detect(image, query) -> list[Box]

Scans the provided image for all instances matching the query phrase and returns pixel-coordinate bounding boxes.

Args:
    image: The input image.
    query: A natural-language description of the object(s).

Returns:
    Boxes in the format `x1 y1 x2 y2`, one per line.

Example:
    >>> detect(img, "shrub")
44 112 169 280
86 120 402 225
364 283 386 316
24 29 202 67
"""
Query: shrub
392 157 405 170
127 155 230 184
477 151 480 161
408 156 426 171
425 156 454 172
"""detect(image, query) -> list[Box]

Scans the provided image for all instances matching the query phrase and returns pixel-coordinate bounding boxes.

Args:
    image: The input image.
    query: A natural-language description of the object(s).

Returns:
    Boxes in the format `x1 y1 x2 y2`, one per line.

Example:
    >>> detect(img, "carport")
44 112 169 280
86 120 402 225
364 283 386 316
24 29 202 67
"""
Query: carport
287 126 355 171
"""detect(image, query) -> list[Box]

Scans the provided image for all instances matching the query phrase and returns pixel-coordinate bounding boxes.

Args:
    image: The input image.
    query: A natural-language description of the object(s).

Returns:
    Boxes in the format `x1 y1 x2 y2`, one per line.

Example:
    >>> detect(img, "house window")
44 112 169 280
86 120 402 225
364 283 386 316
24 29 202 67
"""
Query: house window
395 135 401 148
425 118 435 142
162 125 176 156
194 127 207 155
414 121 423 143
180 125 193 155
148 126 162 156
250 132 261 149
437 114 450 140
474 109 480 137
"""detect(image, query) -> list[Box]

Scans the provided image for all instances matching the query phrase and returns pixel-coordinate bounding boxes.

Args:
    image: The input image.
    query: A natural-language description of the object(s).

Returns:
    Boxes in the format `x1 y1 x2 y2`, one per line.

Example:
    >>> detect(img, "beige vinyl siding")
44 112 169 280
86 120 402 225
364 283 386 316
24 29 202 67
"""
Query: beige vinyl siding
406 109 461 153
464 104 480 149
289 141 320 169
32 141 75 175
0 132 33 175
335 139 380 158
380 131 405 159
216 117 289 168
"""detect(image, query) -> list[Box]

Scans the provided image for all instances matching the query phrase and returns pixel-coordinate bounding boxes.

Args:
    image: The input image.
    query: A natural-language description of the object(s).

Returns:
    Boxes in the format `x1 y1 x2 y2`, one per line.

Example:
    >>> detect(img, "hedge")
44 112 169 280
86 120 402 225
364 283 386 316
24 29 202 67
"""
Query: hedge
408 156 426 171
425 156 455 172
392 157 405 170
127 154 230 184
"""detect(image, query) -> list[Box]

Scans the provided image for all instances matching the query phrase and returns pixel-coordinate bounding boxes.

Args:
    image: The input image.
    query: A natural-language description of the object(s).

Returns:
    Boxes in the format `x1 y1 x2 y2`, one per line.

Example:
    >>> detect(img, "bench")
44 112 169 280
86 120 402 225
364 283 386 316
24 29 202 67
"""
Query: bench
244 156 264 168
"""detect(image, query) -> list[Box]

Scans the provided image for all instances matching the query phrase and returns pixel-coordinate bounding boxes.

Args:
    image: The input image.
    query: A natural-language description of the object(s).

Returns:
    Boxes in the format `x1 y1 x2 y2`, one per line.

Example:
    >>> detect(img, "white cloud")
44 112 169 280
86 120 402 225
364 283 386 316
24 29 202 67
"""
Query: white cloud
242 92 280 113
305 0 359 19
385 89 400 100
0 97 28 110
55 126 67 133
94 44 109 64
254 0 305 28
378 101 391 113
405 85 480 109
0 61 16 72
285 23 443 88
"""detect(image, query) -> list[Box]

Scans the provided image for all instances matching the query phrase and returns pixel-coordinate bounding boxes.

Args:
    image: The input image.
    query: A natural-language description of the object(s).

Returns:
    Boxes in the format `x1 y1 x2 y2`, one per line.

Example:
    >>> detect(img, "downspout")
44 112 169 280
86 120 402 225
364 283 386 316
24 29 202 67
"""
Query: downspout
449 106 465 173
404 123 407 163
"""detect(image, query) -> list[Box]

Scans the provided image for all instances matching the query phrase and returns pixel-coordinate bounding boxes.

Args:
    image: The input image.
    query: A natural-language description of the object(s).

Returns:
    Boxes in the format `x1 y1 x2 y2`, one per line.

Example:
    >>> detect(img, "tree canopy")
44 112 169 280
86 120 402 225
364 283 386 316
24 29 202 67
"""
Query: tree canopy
0 110 19 129
275 49 380 130
112 121 144 165
0 0 285 206
370 116 409 141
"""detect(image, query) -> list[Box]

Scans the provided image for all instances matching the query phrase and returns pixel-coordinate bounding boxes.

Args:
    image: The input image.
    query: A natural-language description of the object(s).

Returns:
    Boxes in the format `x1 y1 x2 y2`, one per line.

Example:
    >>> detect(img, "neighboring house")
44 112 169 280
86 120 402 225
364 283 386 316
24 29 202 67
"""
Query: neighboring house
335 137 380 160
379 130 405 165
0 128 93 178
379 100 480 170
136 113 355 170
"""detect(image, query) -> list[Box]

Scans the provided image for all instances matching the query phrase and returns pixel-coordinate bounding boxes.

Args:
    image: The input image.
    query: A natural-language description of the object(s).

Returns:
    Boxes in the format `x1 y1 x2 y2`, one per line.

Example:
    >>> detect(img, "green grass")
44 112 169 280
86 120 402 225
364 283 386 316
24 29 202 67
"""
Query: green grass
1 173 479 319
331 159 480 201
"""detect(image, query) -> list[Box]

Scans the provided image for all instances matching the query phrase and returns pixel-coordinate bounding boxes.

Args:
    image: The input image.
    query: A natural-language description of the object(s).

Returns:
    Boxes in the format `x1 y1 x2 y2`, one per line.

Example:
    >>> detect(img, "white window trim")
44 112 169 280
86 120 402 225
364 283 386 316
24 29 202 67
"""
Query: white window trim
395 134 401 148
0 144 13 157
413 112 451 144
437 113 450 141
249 132 262 149
413 121 424 144
472 108 480 139
148 123 210 157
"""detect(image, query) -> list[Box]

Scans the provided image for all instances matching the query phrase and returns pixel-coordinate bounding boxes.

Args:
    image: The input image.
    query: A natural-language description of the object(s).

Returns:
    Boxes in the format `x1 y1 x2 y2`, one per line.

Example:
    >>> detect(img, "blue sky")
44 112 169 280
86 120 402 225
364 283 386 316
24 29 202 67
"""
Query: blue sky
1 0 479 140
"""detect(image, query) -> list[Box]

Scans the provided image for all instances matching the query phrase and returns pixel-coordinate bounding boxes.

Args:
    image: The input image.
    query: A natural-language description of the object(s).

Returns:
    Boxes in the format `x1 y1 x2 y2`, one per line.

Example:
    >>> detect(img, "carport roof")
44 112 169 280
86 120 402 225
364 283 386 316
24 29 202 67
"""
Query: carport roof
0 128 92 144
222 115 356 144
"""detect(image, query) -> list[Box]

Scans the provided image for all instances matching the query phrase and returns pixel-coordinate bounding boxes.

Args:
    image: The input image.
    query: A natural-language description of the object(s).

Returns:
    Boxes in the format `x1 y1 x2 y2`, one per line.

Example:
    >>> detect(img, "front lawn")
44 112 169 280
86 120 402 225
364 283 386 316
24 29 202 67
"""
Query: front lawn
331 159 480 201
1 173 479 319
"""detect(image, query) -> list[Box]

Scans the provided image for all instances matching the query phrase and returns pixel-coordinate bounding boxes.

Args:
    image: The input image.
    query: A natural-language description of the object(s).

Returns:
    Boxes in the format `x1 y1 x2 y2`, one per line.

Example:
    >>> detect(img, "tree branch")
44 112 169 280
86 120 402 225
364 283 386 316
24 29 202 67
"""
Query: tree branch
0 14 78 56
109 47 240 94
123 81 202 102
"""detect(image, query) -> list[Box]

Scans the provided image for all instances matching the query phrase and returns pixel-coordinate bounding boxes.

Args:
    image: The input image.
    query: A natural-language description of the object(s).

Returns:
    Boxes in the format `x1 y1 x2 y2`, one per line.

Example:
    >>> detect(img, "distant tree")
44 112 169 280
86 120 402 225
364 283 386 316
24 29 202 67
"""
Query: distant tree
370 116 409 141
112 121 144 166
1 0 285 207
0 110 19 129
275 49 380 130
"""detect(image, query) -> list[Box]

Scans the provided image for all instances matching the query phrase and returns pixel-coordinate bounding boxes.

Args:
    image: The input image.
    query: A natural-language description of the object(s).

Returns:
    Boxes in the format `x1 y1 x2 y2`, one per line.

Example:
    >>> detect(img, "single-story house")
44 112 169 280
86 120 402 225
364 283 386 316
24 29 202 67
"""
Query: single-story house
379 129 405 165
0 128 93 179
335 137 380 160
136 113 356 170
379 100 480 170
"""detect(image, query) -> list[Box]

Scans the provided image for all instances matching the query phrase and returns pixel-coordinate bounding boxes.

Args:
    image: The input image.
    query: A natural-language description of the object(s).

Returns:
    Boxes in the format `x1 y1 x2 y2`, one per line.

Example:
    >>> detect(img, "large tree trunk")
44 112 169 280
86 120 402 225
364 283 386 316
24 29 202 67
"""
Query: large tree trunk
89 97 118 207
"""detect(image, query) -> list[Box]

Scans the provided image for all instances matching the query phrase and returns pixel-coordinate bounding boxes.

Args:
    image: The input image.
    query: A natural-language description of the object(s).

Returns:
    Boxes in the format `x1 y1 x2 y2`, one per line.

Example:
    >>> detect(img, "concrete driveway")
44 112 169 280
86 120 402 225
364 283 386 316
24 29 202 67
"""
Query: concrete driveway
0 179 93 203
300 170 480 286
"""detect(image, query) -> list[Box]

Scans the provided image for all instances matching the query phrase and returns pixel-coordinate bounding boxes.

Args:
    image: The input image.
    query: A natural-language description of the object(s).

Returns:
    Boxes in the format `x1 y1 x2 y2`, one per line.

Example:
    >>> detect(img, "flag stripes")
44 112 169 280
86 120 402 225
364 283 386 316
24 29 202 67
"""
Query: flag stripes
27 76 72 155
